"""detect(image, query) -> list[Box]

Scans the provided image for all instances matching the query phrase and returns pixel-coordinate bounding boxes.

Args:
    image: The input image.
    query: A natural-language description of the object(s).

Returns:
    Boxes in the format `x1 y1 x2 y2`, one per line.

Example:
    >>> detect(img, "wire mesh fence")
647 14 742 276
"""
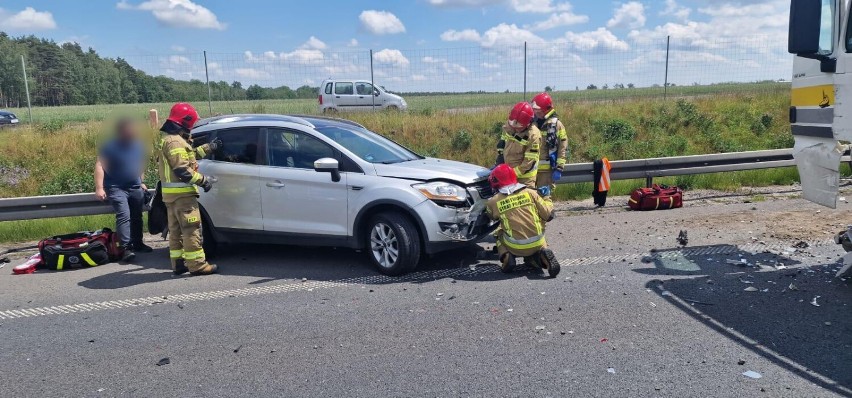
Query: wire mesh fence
5 34 791 121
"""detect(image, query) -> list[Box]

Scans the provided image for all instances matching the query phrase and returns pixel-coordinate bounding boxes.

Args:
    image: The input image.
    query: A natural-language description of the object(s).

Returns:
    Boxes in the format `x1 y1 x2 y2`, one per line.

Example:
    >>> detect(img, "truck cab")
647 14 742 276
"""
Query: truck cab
789 0 852 275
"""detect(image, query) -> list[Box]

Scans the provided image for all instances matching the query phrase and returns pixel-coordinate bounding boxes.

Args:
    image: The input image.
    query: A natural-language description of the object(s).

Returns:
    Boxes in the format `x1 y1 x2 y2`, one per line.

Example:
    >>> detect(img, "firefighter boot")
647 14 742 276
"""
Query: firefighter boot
172 259 189 276
539 248 561 278
499 253 516 273
190 262 218 276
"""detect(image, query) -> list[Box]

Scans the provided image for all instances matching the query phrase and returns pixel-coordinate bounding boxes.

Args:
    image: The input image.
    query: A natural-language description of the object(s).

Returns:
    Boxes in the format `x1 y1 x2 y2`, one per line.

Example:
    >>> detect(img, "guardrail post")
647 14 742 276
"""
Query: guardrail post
646 176 653 188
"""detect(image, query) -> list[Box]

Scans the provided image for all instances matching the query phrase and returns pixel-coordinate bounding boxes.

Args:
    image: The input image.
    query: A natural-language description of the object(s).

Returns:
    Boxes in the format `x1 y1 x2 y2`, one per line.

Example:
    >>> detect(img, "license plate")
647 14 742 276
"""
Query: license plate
10 119 18 123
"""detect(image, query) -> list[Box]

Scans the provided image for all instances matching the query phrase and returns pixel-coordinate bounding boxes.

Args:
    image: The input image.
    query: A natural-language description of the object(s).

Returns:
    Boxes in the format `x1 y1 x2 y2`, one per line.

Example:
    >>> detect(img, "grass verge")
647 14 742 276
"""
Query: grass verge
0 214 117 246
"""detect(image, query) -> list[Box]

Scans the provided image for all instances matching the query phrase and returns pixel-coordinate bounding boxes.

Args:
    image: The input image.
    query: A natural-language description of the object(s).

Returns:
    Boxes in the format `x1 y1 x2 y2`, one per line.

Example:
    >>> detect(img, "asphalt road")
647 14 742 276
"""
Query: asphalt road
0 192 850 397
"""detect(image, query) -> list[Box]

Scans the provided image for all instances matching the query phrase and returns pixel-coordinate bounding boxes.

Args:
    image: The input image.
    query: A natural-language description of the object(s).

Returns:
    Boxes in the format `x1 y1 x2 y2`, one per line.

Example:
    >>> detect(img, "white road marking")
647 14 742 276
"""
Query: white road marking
0 239 835 320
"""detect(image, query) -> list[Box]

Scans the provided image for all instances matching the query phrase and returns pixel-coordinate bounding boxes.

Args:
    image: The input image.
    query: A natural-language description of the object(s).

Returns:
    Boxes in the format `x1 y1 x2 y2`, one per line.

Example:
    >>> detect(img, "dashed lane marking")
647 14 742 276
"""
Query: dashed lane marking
0 239 835 320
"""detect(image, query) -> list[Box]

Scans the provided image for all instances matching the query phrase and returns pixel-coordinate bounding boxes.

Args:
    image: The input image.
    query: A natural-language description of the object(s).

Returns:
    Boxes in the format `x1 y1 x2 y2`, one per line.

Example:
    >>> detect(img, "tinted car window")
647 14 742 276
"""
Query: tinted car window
335 82 353 95
213 128 260 164
324 83 333 94
355 82 374 95
267 130 335 169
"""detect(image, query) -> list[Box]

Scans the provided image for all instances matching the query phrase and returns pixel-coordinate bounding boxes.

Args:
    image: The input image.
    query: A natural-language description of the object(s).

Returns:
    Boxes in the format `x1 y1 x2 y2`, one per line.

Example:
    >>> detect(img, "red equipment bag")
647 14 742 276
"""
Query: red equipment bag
628 184 683 211
37 229 121 271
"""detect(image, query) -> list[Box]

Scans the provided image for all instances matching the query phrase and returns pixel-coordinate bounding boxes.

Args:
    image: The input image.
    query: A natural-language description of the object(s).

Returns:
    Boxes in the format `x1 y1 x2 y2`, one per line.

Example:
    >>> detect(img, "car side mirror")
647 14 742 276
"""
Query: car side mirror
374 89 380 97
788 0 823 55
314 157 341 182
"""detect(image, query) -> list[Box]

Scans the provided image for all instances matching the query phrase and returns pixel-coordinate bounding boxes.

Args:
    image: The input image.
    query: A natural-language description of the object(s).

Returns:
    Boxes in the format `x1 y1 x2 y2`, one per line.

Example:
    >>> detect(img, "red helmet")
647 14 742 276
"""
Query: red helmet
531 92 552 111
508 102 534 129
489 164 518 190
167 102 199 130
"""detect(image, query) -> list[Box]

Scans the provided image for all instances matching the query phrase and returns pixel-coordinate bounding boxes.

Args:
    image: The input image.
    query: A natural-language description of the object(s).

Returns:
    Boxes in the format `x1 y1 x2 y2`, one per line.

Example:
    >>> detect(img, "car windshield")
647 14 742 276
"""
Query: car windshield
315 125 421 164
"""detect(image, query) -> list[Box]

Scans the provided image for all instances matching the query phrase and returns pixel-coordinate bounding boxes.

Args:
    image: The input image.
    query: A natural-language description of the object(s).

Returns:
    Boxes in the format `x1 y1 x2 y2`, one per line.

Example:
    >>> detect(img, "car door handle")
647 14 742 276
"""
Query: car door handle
266 181 285 188
335 96 341 98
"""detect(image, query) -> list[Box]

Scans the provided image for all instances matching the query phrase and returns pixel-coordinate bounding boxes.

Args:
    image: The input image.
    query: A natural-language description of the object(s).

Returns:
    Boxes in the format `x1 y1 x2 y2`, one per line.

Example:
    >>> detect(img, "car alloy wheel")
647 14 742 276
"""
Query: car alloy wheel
370 222 399 269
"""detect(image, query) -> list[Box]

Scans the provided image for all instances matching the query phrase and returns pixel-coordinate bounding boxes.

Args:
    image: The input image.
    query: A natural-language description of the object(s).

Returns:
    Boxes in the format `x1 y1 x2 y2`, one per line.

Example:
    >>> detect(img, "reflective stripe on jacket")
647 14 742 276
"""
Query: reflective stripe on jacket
537 109 569 172
501 123 541 182
486 187 553 250
157 133 211 202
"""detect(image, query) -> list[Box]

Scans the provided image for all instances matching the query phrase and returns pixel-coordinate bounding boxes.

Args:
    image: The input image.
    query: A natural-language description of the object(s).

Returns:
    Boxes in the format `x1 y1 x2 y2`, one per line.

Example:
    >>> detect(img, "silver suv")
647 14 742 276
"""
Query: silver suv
191 114 496 275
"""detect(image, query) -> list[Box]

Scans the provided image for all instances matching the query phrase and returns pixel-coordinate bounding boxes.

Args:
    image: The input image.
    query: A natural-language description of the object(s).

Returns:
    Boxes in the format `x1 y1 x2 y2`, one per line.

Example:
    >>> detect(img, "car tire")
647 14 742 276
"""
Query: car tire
323 107 338 114
366 212 420 276
385 105 399 111
201 216 218 259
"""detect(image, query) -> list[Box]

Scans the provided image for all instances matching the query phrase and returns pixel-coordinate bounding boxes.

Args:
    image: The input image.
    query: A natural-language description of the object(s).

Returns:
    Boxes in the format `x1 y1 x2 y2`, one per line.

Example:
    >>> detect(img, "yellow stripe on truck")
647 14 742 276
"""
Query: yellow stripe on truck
791 85 835 107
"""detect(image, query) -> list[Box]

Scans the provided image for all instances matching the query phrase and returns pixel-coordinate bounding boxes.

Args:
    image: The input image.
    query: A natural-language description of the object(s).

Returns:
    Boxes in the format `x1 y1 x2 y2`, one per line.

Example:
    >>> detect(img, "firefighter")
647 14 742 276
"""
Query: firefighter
531 92 568 200
495 102 541 188
158 102 220 276
486 164 560 278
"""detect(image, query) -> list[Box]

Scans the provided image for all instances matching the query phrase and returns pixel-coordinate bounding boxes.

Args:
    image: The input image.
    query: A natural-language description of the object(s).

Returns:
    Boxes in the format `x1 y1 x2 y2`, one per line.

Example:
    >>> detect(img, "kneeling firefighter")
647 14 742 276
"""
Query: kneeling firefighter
486 164 561 278
158 102 221 276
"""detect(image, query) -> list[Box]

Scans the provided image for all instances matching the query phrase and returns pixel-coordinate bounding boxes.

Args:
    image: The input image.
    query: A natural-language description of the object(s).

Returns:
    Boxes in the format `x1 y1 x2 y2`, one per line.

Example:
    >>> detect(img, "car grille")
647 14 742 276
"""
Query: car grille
471 179 494 200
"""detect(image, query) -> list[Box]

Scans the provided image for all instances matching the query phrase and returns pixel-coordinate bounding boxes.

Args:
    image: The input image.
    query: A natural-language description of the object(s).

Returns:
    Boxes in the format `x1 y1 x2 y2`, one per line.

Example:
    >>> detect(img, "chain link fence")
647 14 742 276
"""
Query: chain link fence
6 35 790 120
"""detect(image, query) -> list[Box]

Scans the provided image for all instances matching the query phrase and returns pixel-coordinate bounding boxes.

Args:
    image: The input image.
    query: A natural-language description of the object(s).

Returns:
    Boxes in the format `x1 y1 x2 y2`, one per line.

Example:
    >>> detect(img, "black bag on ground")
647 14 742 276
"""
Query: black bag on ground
38 229 118 270
148 181 168 235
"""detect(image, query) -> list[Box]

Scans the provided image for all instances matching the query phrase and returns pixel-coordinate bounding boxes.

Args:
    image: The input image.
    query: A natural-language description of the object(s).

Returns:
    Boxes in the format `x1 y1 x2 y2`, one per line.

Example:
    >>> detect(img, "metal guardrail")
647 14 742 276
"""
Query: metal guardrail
558 148 798 185
0 148 822 222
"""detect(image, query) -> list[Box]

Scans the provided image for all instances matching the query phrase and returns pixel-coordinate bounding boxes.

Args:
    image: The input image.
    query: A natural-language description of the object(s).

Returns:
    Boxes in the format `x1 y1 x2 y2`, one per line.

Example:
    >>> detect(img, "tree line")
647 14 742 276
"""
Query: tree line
0 33 317 108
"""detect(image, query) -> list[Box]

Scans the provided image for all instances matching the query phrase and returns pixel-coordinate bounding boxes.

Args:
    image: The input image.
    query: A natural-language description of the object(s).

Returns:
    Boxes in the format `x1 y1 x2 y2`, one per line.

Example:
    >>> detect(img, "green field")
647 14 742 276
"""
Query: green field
0 85 799 242
6 82 789 124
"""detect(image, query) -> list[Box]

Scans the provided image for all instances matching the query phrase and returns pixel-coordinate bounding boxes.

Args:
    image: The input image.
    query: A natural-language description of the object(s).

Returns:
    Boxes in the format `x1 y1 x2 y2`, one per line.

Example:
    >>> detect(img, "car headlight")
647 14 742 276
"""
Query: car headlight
413 181 467 205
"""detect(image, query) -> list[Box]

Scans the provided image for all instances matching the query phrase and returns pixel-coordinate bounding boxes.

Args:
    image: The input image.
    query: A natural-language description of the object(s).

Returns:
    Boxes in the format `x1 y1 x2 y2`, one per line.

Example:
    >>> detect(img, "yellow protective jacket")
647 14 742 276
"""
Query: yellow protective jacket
157 133 213 203
486 185 553 252
500 123 541 185
536 109 569 172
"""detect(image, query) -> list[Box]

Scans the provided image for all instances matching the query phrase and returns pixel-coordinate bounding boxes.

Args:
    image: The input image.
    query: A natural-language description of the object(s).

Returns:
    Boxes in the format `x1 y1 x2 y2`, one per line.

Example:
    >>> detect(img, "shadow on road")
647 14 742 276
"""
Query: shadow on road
635 244 852 396
77 241 502 290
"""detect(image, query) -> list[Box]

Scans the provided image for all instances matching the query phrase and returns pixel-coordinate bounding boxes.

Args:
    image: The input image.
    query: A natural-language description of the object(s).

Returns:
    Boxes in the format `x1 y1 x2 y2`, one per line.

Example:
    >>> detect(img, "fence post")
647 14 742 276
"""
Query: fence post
523 41 527 100
20 55 32 124
203 51 212 116
370 49 375 112
664 36 670 100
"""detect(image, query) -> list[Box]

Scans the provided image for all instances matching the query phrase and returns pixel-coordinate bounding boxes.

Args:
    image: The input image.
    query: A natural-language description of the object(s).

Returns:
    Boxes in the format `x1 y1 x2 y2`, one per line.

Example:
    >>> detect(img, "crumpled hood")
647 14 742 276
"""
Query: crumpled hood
373 158 491 185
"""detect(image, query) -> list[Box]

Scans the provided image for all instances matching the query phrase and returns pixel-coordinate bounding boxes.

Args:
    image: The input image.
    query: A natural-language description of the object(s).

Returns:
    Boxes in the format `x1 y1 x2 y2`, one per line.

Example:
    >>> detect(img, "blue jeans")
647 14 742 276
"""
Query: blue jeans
107 186 144 248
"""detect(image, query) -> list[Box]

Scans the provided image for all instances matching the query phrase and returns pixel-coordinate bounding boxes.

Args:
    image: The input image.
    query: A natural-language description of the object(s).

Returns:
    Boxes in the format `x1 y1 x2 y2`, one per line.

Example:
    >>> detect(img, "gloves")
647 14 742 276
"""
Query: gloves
208 138 223 151
548 152 558 168
552 169 562 181
199 176 214 192
538 186 551 197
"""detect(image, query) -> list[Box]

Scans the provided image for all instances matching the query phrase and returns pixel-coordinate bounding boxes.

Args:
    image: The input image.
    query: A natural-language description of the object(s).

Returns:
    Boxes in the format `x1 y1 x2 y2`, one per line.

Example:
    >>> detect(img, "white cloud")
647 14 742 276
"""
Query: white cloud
480 23 544 47
301 36 327 50
235 68 271 80
348 38 359 47
412 74 427 81
560 28 629 52
441 23 545 48
482 62 500 69
117 0 226 30
607 1 645 29
443 62 469 74
526 10 588 31
280 49 324 64
422 56 445 64
171 45 186 52
427 0 502 7
167 55 191 65
660 0 690 21
509 0 573 13
440 29 481 42
0 7 57 31
373 49 410 67
359 10 406 35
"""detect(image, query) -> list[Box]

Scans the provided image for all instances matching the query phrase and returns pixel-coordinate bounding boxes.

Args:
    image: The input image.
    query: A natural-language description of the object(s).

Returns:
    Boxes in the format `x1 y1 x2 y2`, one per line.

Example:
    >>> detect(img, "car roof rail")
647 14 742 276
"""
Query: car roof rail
194 114 315 129
289 114 367 129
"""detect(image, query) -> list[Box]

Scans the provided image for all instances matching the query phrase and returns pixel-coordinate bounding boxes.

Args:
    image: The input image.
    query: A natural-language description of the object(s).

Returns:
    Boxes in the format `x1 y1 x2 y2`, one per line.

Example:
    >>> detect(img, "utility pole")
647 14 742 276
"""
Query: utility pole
370 49 375 112
203 51 212 115
664 35 670 100
523 41 527 100
20 55 32 124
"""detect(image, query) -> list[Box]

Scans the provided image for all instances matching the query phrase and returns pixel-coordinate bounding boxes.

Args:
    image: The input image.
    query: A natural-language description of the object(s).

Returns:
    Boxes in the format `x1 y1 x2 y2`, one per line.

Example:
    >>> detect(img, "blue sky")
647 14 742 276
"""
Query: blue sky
0 0 792 92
